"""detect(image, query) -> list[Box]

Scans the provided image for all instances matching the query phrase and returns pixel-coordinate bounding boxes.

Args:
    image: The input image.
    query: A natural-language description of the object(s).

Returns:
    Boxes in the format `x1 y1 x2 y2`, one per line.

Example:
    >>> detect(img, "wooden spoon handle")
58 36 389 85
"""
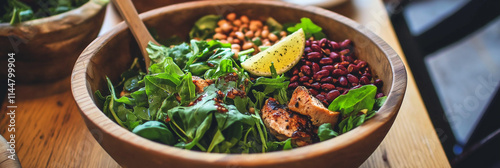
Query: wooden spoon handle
110 0 156 68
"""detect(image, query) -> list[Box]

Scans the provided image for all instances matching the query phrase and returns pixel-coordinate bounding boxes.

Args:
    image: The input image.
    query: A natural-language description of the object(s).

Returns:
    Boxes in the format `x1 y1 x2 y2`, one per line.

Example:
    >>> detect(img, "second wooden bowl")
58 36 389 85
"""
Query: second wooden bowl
0 0 107 83
72 1 407 167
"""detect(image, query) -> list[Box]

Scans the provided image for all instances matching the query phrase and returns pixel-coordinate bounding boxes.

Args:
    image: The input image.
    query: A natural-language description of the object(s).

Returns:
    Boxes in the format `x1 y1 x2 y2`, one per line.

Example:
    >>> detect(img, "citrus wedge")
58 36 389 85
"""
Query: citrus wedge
241 28 305 76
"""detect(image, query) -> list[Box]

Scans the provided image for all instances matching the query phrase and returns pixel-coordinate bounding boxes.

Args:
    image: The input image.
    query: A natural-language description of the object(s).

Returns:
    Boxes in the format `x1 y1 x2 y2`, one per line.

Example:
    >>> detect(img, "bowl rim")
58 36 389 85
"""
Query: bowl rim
0 0 107 36
71 1 407 166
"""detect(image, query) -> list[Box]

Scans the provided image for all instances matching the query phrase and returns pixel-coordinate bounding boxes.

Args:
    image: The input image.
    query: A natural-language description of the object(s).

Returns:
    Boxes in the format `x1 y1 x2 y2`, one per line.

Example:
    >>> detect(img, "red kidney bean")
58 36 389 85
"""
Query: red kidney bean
330 41 340 50
307 52 322 61
351 85 363 90
311 82 321 90
298 72 304 77
357 61 367 68
292 67 299 75
336 87 346 93
311 44 321 52
321 65 334 73
360 76 370 85
312 40 318 45
332 69 344 76
314 70 330 80
309 88 319 95
288 82 299 88
320 38 329 47
323 48 331 55
304 47 312 53
339 49 350 56
312 62 320 74
347 64 358 73
353 60 360 64
321 83 335 91
316 94 326 102
376 92 385 99
339 76 348 86
305 40 311 47
301 65 311 75
320 76 333 83
345 56 355 63
342 89 350 95
319 57 333 65
374 79 383 87
340 61 350 67
347 74 359 84
330 52 340 62
332 78 338 84
290 75 299 83
305 61 312 66
302 82 311 87
299 76 310 82
362 73 372 80
340 39 351 49
326 90 340 102
333 63 341 69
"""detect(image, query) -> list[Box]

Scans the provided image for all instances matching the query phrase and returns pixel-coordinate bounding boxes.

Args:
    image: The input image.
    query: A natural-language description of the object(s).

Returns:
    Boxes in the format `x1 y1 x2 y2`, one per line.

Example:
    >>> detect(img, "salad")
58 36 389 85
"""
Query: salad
0 0 88 24
95 13 387 153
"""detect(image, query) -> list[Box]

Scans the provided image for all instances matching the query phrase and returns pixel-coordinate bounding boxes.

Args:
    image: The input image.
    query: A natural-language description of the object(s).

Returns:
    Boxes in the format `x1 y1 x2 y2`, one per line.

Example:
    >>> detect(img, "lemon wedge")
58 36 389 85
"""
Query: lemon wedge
241 28 305 76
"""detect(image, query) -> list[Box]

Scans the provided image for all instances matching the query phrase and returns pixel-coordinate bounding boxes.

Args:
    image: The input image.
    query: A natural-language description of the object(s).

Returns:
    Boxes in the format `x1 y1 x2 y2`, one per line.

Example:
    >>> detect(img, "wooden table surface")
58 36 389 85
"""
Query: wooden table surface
0 0 451 167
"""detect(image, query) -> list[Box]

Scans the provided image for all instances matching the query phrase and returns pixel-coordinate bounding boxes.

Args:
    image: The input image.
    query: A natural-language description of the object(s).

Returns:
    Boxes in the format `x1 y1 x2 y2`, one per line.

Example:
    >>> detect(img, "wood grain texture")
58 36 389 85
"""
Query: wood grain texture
71 1 406 168
0 0 107 83
0 0 450 167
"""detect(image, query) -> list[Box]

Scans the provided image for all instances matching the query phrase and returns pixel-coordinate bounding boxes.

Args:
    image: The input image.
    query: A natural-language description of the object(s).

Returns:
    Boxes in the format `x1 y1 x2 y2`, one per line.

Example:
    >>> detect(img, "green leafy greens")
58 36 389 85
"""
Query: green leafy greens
325 85 387 136
96 39 295 153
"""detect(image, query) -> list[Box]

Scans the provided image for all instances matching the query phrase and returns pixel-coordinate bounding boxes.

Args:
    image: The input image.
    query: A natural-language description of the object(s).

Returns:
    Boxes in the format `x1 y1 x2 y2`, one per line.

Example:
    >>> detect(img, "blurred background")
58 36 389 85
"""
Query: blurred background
383 0 500 167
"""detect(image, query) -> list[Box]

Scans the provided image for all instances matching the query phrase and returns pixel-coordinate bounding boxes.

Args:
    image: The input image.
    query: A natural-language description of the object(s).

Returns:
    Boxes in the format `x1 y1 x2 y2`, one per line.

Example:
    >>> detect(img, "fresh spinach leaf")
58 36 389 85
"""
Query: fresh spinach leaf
328 85 377 116
132 121 176 145
318 123 338 141
177 72 196 105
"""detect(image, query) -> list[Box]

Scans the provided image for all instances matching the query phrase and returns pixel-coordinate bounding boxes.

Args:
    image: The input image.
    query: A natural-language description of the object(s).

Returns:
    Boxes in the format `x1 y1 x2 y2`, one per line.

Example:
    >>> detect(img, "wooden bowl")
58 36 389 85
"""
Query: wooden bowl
0 0 107 83
71 1 407 167
132 0 197 13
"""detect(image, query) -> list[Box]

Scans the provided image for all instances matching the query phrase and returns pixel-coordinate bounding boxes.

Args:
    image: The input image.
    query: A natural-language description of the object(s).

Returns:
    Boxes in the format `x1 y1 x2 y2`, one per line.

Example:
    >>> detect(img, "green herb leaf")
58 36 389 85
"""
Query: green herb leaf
318 123 338 141
132 121 176 145
287 17 326 39
328 85 377 116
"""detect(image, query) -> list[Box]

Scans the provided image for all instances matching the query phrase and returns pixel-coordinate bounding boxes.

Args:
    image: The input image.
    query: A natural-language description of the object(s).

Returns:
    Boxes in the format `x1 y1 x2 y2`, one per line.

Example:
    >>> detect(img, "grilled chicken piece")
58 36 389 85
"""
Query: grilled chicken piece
192 76 210 93
262 98 313 146
288 86 340 126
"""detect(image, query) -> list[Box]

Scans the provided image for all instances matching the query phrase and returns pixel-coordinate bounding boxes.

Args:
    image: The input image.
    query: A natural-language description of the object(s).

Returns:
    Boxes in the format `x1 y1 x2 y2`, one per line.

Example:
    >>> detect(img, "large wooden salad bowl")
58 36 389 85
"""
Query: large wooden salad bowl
71 1 407 167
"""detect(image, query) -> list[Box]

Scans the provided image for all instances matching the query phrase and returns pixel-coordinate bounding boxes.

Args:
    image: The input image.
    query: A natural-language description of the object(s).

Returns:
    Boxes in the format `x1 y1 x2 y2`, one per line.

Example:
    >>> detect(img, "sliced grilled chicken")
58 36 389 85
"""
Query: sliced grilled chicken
261 98 313 146
192 76 210 93
288 86 340 126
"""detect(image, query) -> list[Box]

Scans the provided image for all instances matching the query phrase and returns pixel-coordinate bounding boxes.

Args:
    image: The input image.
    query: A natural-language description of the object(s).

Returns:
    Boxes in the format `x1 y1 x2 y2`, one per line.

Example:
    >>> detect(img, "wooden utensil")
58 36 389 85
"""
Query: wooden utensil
110 0 155 68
